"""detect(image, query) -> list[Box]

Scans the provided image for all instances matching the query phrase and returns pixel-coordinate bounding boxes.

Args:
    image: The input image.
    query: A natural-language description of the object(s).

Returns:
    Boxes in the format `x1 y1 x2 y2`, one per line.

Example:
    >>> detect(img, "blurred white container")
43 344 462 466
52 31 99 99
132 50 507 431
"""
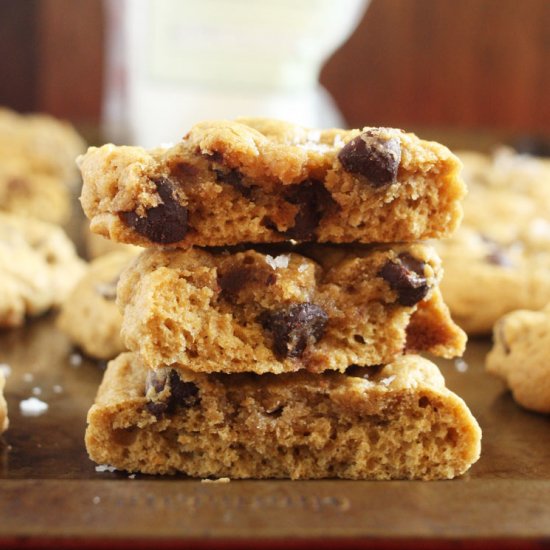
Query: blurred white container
103 0 369 147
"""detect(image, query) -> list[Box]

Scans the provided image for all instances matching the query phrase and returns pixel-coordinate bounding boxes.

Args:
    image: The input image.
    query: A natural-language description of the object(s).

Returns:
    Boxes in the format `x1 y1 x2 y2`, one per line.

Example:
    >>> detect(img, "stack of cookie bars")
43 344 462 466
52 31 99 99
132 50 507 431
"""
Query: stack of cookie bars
80 119 481 480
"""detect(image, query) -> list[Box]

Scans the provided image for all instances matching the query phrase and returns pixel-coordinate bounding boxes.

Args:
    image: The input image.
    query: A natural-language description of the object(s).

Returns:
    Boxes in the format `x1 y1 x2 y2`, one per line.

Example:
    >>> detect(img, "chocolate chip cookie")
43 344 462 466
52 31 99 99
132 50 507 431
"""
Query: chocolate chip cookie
0 107 86 188
117 244 465 374
0 157 71 225
85 352 481 479
57 250 139 359
487 305 550 414
0 371 7 433
0 213 86 328
79 118 465 248
436 149 550 334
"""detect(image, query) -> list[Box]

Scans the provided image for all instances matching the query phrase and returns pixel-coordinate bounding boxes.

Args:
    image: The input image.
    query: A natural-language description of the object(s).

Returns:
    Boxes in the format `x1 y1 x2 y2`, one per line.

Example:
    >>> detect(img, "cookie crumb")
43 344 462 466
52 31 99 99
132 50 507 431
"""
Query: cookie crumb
201 477 231 484
20 397 48 416
128 474 136 479
69 352 83 367
92 496 101 504
454 358 469 373
95 464 117 473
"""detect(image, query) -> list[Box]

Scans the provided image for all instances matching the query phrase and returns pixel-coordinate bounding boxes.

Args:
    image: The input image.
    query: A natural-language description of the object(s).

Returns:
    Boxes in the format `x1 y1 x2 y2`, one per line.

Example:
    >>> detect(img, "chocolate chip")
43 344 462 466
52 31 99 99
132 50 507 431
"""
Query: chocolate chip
485 249 513 267
338 130 401 186
262 180 336 241
258 303 328 359
120 177 188 244
145 369 200 418
378 253 429 306
495 318 511 355
218 265 276 299
169 161 198 179
480 235 514 267
214 169 251 198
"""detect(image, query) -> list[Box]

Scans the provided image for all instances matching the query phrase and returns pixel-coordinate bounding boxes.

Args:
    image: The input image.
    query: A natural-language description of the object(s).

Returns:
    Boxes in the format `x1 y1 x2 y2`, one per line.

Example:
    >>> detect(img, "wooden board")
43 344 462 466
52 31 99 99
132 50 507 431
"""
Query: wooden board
0 316 549 548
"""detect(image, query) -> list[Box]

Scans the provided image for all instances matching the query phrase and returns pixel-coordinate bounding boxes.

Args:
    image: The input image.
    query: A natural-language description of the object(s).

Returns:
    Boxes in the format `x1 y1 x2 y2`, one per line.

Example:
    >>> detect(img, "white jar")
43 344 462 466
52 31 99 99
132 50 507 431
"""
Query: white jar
103 0 369 147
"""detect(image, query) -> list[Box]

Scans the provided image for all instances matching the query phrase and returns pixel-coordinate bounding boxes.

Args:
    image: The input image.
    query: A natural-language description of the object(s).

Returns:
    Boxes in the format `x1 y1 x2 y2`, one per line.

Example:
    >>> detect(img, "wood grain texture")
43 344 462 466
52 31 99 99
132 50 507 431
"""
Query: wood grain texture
35 0 104 123
320 0 550 132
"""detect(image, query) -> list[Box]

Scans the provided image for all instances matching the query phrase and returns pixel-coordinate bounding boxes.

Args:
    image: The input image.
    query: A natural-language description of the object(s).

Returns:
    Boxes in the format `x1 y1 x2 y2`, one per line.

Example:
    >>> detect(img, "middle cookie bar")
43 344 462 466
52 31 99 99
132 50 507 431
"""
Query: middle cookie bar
117 243 465 374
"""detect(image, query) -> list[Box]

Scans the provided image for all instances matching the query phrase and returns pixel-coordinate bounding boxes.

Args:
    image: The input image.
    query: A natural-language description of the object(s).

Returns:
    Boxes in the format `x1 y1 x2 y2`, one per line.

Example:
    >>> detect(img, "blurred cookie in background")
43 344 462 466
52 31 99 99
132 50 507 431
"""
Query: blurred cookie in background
0 157 71 225
487 304 550 414
0 212 86 328
57 250 138 360
0 370 7 434
0 107 86 188
436 148 550 334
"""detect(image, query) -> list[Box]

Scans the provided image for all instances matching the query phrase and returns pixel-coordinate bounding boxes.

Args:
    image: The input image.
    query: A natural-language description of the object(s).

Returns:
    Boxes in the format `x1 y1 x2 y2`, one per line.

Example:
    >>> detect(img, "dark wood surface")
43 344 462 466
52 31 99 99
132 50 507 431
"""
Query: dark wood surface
0 315 549 546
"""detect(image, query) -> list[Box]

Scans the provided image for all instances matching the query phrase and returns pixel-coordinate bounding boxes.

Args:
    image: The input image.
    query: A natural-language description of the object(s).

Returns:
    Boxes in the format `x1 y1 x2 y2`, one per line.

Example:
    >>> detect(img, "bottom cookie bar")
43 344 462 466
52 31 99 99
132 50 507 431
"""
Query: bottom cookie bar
0 371 8 433
86 353 481 480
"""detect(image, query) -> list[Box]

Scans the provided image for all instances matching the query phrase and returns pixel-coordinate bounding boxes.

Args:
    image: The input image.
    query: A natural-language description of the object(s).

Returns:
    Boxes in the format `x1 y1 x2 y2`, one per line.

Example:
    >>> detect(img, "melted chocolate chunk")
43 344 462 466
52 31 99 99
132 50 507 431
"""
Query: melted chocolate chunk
258 302 328 359
120 177 188 244
262 180 336 241
94 275 120 301
218 265 277 299
145 369 200 418
338 130 401 186
214 169 251 198
378 252 429 306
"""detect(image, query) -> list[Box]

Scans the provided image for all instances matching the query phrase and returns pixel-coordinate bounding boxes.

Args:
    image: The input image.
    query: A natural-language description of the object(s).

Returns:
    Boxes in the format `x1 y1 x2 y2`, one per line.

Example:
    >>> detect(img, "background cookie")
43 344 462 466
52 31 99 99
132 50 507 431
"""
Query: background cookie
57 250 138 359
0 107 86 188
0 157 71 225
436 148 550 334
486 305 550 414
0 213 86 328
0 371 7 433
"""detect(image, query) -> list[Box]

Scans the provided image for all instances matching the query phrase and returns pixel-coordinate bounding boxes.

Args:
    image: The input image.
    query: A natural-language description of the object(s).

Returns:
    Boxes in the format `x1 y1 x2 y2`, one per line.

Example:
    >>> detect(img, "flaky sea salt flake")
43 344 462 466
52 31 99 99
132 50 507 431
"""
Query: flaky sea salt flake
20 397 48 417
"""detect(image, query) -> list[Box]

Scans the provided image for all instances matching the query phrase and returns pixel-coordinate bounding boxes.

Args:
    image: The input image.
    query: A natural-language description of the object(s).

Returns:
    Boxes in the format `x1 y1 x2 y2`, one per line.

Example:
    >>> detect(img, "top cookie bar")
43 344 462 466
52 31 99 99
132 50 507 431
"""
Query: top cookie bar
79 119 465 248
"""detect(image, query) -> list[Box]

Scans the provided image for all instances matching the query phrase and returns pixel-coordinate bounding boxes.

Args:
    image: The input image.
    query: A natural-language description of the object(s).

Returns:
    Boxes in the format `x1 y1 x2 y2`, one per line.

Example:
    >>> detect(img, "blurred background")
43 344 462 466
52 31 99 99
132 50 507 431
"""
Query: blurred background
0 0 549 149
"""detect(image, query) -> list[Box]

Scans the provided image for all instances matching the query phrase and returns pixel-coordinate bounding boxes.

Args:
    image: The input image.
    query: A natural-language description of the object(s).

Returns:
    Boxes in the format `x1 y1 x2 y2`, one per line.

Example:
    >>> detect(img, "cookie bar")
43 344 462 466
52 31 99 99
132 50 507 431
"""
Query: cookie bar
0 371 7 433
86 352 481 479
117 244 466 374
0 157 71 225
0 107 86 187
435 149 550 334
57 250 138 359
0 213 86 328
486 305 550 414
79 118 465 248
